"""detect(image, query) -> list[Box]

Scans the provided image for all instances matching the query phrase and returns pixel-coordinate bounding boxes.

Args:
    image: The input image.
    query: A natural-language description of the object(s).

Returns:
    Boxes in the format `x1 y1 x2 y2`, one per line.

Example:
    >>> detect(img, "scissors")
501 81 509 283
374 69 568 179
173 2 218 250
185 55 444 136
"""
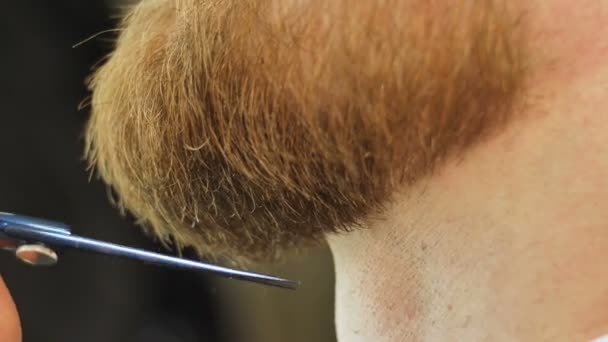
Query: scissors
0 212 298 290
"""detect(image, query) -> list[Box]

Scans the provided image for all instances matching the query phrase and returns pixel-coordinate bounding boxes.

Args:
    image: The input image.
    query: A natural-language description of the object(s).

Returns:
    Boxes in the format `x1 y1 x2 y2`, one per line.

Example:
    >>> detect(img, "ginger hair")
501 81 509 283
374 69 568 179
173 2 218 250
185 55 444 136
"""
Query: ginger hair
85 0 527 261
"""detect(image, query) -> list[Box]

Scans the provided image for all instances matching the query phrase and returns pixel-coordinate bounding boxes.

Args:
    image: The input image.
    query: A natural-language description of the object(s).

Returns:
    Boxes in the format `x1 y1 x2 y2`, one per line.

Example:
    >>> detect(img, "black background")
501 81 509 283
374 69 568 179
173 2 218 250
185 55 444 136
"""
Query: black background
0 2 224 341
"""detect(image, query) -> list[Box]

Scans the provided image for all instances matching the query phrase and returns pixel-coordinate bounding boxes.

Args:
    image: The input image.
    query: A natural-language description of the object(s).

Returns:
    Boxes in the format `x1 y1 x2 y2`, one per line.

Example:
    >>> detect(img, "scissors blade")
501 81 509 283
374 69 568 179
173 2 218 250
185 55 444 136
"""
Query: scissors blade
0 217 298 290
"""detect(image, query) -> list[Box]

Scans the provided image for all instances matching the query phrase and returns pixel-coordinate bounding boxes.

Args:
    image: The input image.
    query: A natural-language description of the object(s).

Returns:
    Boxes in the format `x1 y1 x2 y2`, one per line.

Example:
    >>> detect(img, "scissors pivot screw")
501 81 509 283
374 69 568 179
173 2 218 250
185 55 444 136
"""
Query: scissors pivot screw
15 244 58 266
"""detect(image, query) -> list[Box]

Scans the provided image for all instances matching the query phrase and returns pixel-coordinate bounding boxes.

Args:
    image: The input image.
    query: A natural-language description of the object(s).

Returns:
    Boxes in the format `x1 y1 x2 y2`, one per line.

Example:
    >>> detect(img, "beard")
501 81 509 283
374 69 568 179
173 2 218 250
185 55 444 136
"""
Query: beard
85 0 528 261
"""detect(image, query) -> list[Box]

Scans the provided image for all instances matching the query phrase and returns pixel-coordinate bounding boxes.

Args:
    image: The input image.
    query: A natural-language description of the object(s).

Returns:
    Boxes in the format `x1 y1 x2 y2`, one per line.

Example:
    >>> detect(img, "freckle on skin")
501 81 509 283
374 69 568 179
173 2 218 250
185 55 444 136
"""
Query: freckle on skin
532 296 545 304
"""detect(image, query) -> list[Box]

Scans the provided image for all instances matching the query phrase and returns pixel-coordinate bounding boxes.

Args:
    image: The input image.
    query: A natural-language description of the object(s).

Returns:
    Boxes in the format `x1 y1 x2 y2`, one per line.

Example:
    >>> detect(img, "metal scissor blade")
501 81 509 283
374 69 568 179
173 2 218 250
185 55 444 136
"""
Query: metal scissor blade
0 223 298 290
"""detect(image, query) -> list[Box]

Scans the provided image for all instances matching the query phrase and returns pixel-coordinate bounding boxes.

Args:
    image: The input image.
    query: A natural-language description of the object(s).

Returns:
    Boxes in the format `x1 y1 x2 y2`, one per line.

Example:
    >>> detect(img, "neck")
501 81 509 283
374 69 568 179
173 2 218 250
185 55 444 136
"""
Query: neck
331 106 608 340
329 4 608 336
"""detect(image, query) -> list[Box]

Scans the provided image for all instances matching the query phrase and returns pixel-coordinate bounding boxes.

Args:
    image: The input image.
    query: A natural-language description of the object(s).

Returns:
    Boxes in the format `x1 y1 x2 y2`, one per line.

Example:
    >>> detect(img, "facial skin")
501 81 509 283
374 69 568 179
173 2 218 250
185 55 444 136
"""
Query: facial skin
331 2 608 340
85 0 608 340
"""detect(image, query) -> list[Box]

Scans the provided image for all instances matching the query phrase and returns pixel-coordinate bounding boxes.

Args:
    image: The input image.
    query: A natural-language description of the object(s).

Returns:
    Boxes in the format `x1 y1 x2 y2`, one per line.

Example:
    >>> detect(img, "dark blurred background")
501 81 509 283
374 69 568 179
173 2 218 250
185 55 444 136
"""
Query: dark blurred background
0 1 336 341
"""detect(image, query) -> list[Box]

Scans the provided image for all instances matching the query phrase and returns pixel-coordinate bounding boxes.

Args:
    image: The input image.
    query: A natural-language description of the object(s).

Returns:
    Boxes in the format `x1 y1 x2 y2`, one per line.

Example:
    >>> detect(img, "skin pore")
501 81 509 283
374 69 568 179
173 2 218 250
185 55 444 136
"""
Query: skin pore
330 1 608 340
81 0 608 341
